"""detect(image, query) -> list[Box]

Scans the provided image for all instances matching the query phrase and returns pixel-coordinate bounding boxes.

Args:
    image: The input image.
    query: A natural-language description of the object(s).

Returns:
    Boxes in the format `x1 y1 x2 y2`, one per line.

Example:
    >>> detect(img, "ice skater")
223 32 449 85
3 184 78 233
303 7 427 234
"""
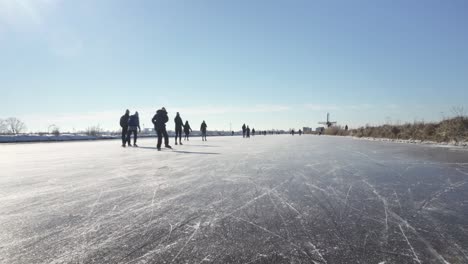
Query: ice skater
152 107 172 151
183 121 192 141
120 109 130 147
126 111 141 147
291 129 295 136
174 112 184 145
298 129 302 136
242 124 246 138
201 121 208 141
246 126 250 138
252 128 256 136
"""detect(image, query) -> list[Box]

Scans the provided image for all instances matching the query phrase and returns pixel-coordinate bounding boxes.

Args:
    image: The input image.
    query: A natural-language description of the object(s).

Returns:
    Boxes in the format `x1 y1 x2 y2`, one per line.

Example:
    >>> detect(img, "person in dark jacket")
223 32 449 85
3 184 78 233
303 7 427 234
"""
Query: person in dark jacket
183 121 192 141
298 129 302 136
252 128 256 136
200 121 207 141
174 112 184 145
126 111 141 147
120 109 130 147
152 107 172 151
242 124 246 138
246 126 250 138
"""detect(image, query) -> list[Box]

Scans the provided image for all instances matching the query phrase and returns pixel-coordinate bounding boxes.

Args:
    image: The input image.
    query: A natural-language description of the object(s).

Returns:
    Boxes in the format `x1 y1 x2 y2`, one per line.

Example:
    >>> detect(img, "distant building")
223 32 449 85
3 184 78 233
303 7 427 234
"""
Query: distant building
303 127 312 134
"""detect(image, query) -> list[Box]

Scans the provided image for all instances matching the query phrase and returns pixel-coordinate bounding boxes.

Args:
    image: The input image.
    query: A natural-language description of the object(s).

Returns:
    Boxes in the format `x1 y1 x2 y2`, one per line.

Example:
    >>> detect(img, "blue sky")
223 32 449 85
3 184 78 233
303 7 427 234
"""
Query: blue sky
1 0 467 132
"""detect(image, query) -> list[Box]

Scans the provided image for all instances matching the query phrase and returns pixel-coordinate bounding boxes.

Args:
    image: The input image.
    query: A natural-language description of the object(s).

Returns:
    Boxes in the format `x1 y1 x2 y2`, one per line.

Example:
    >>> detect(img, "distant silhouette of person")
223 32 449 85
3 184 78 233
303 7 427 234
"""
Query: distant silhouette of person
152 107 172 151
183 121 192 141
246 126 250 138
232 131 234 136
298 129 302 136
345 125 348 131
242 124 246 138
126 111 141 147
291 129 295 136
120 109 130 147
252 128 256 136
174 112 184 145
200 121 208 141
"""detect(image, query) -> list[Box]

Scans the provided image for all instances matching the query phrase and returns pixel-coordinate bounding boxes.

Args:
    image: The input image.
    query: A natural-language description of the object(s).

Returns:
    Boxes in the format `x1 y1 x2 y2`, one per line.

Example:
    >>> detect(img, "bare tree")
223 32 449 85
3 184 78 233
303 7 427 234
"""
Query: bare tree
5 117 26 134
0 119 7 134
451 106 466 117
86 125 102 136
52 127 61 137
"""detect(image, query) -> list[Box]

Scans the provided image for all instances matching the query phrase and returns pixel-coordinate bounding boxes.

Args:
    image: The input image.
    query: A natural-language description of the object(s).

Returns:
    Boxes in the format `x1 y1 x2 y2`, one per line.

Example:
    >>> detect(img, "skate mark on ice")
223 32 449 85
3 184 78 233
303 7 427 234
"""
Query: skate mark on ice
270 191 301 216
170 221 201 263
362 180 389 241
143 190 157 241
339 184 353 220
419 180 468 211
399 224 421 264
393 189 403 212
197 255 211 264
456 168 468 176
267 193 291 239
308 242 328 264
230 216 325 264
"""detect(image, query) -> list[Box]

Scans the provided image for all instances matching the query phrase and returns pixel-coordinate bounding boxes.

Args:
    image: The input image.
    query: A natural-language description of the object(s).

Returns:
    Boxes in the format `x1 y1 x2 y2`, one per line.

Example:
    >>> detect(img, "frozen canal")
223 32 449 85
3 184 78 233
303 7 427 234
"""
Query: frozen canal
1 135 468 264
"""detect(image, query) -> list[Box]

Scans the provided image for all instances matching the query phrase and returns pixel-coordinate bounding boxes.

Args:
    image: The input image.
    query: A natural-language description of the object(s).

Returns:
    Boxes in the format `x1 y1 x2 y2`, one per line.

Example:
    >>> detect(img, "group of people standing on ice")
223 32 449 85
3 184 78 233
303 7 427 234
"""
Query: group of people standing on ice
290 129 302 136
242 124 268 137
120 107 208 150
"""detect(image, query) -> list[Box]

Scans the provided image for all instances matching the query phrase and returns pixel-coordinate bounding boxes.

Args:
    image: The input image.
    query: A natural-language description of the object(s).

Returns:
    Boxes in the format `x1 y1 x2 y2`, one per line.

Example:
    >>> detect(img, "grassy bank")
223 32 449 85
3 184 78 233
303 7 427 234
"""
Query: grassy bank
324 116 468 143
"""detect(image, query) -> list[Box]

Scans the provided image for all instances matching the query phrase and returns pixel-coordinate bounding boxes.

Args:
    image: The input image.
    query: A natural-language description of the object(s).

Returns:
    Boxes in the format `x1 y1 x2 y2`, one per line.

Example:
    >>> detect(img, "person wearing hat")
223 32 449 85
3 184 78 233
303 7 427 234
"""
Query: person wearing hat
120 109 130 147
174 112 184 145
126 111 141 147
152 107 172 150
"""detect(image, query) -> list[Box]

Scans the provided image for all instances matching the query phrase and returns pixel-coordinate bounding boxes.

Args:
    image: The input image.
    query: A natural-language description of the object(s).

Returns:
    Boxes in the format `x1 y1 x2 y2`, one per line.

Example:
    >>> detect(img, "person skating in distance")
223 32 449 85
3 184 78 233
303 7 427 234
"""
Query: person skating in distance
246 126 250 138
126 111 141 147
200 121 208 141
183 121 192 141
299 129 302 136
120 109 130 147
252 128 255 136
152 107 172 151
242 124 246 138
174 112 184 145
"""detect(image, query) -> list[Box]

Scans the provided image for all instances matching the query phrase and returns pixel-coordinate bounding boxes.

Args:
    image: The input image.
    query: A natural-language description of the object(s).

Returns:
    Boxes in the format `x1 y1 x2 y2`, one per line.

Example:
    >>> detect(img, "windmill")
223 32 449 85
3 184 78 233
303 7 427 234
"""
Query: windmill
318 113 337 128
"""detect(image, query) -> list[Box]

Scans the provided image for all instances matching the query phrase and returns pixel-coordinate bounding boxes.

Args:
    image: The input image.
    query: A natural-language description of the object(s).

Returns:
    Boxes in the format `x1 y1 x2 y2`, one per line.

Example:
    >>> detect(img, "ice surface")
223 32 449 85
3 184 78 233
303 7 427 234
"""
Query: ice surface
1 135 468 263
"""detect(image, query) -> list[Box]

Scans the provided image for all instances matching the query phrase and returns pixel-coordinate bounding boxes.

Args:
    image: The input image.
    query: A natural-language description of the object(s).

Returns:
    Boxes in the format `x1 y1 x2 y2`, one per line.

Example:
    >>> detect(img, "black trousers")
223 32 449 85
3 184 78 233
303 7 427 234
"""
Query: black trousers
184 131 190 140
122 127 129 145
175 127 182 142
127 129 137 144
156 127 169 148
201 131 207 140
